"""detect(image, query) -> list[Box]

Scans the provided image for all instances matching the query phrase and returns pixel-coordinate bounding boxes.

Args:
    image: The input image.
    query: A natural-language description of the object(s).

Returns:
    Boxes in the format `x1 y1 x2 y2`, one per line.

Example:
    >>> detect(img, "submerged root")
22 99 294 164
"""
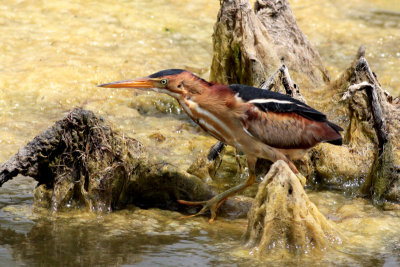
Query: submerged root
243 160 340 254
308 47 400 198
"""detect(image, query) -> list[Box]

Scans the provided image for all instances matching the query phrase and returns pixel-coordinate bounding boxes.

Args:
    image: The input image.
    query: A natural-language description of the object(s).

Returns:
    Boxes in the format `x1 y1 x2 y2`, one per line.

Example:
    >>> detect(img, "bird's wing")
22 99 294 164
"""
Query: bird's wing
229 84 343 148
242 109 329 148
229 84 327 122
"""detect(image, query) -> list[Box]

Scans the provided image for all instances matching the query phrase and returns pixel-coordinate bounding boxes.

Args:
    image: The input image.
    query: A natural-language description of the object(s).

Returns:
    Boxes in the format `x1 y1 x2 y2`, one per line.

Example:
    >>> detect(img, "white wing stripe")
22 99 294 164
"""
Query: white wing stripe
249 99 294 105
248 98 310 110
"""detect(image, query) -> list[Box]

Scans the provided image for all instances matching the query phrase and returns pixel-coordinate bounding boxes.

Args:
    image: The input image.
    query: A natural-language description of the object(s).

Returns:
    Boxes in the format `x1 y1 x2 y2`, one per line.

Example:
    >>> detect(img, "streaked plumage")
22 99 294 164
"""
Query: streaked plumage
99 69 343 222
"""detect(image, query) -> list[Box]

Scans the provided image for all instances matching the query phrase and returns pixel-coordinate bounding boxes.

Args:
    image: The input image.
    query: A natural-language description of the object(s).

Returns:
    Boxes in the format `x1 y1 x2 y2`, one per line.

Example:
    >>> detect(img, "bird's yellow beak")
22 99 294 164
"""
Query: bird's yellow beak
98 78 154 89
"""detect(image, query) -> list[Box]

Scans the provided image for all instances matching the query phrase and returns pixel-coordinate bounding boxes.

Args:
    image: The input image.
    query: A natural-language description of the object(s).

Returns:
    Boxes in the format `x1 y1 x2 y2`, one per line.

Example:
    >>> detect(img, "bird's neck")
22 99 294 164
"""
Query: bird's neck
176 83 246 143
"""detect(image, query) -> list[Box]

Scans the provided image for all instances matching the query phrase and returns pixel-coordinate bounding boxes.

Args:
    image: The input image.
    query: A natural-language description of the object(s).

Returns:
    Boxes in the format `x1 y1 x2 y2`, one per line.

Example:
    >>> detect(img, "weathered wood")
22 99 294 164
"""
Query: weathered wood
244 160 340 253
0 109 218 213
260 67 280 90
343 80 388 153
0 111 83 188
260 65 306 102
279 65 306 103
340 56 400 202
210 0 329 88
340 56 392 149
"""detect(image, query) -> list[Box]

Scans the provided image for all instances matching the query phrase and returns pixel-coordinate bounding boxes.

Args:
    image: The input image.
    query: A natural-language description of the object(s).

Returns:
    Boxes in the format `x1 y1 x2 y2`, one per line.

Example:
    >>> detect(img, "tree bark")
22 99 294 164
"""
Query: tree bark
340 57 400 203
210 0 329 88
0 109 218 213
244 160 340 254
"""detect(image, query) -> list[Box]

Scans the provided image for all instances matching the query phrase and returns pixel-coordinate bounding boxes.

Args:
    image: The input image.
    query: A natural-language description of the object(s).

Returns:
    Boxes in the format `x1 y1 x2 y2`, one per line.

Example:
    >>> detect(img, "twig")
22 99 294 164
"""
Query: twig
260 67 280 90
278 65 306 103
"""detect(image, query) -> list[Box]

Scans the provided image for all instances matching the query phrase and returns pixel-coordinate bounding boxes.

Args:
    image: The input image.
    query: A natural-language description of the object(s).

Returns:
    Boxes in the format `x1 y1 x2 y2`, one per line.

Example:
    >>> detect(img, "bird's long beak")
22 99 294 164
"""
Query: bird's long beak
98 78 154 89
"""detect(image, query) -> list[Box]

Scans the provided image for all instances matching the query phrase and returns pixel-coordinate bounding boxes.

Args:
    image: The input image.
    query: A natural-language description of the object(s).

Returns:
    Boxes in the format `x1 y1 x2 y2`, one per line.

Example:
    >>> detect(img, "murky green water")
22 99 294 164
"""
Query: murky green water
1 0 400 266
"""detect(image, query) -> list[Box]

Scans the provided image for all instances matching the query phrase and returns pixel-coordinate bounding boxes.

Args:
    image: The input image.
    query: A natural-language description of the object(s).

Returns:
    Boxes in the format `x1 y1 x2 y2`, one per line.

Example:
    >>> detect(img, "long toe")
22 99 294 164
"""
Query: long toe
178 195 227 223
179 206 209 220
177 199 207 206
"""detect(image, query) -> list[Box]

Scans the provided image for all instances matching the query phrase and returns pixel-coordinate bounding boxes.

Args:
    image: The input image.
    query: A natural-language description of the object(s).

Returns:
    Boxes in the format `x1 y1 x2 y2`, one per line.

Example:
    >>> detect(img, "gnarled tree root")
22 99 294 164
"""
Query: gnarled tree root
0 108 218 213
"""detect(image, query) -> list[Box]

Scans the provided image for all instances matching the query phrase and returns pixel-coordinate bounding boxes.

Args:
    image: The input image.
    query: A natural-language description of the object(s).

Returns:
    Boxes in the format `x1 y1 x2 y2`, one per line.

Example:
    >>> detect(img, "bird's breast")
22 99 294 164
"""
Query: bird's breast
179 97 245 144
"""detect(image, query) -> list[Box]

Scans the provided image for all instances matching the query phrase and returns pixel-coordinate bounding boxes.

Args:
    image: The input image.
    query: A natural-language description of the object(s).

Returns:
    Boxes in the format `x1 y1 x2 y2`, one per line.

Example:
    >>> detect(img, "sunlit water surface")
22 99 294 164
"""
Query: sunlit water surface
0 0 399 266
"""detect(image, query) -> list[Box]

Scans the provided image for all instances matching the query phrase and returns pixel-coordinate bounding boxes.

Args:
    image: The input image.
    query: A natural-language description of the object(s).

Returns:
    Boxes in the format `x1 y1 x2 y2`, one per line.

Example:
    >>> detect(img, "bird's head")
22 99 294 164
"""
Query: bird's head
99 69 209 98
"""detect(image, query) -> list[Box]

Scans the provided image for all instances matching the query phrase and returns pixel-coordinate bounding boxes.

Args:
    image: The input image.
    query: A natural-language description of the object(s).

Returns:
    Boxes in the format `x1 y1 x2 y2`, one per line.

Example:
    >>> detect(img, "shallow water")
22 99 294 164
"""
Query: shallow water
0 0 400 266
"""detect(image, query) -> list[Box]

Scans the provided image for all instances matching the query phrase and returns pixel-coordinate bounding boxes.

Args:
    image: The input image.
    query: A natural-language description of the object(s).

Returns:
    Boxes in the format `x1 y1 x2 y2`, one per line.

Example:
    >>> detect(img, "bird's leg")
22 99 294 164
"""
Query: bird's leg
264 146 307 187
178 156 257 223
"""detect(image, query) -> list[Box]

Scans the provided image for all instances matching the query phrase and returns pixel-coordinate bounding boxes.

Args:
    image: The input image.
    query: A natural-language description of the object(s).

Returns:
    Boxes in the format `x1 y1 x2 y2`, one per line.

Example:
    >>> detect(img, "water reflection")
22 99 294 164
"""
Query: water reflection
0 206 245 266
1 177 400 266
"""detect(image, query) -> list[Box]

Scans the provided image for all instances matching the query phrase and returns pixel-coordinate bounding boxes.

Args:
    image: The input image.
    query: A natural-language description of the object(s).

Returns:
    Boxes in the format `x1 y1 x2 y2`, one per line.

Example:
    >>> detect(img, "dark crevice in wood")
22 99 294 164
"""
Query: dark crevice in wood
343 57 389 154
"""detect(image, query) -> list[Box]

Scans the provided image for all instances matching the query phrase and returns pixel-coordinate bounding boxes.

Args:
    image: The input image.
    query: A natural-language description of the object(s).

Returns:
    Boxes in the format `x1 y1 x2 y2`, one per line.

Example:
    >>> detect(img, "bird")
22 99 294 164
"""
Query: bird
99 69 343 222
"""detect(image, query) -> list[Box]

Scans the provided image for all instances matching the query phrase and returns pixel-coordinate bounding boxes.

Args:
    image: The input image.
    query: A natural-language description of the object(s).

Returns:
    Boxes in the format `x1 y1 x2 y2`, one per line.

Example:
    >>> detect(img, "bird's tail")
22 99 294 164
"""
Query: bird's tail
325 121 343 146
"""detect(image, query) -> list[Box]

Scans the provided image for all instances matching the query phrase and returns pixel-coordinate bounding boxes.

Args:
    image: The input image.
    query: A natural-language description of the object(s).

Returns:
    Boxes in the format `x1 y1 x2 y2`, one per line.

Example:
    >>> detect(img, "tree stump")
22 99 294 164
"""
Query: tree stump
243 160 340 254
210 0 329 88
304 47 400 198
338 53 400 203
0 108 217 213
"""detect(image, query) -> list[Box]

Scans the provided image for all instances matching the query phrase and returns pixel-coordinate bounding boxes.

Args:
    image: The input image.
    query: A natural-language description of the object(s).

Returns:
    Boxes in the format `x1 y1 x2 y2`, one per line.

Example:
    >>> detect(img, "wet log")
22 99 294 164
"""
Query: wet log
210 0 329 88
0 108 217 213
243 160 340 253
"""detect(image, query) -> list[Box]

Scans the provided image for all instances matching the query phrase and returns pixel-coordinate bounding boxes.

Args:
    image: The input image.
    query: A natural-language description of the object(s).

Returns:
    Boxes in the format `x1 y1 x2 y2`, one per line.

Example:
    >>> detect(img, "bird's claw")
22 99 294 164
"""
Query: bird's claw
178 196 227 223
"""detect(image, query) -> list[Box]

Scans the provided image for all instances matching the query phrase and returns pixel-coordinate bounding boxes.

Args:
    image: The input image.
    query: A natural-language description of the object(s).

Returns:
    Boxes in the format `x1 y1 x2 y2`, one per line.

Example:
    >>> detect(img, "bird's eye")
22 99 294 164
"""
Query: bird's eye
160 79 168 85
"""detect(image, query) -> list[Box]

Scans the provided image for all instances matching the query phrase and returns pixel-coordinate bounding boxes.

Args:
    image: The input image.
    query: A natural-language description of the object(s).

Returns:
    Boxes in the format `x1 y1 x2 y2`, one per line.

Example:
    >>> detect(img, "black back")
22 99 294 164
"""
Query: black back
229 84 328 122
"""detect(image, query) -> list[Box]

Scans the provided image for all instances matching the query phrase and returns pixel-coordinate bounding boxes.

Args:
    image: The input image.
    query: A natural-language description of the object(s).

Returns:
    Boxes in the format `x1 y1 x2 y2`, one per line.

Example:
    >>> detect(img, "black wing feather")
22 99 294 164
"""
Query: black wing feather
229 84 327 122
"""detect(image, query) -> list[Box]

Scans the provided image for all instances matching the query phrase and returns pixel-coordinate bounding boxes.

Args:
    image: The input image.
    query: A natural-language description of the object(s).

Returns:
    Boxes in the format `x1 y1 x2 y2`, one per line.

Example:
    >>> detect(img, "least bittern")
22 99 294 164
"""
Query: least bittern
99 69 342 222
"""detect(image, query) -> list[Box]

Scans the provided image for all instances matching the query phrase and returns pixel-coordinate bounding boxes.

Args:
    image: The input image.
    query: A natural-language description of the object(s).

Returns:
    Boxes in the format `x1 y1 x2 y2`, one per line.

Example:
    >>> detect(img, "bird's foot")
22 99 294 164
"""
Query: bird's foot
296 172 307 187
178 172 255 223
178 195 228 223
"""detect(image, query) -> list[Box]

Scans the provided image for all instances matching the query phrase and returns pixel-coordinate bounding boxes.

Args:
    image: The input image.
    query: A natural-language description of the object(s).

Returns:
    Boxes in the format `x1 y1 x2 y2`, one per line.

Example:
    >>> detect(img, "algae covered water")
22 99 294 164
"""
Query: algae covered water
0 0 400 266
